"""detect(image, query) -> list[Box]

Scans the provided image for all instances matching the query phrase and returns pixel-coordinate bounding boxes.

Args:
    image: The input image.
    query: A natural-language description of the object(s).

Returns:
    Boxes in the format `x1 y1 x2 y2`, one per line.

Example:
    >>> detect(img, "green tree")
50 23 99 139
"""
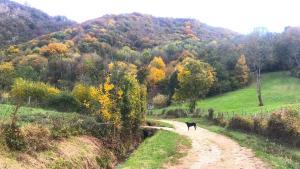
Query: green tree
167 71 179 105
16 66 39 81
174 58 216 113
120 76 147 134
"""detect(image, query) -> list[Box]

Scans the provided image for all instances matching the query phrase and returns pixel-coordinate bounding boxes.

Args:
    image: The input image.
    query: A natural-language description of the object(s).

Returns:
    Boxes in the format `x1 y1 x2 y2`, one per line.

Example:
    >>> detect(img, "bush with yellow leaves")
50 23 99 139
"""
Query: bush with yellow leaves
10 78 60 106
0 62 15 90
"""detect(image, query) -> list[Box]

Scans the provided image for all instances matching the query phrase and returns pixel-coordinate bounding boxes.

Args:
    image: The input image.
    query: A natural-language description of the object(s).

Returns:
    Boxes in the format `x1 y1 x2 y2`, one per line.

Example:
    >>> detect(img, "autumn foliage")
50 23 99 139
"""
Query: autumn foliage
40 43 68 56
147 56 166 84
0 62 15 90
175 58 216 112
235 54 250 86
96 77 119 123
72 83 97 111
10 78 60 105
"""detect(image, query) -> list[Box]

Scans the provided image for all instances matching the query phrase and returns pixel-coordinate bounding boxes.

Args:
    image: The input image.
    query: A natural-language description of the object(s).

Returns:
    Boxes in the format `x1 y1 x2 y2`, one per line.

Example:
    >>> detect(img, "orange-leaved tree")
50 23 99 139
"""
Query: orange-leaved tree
40 43 68 57
146 56 166 85
235 54 250 87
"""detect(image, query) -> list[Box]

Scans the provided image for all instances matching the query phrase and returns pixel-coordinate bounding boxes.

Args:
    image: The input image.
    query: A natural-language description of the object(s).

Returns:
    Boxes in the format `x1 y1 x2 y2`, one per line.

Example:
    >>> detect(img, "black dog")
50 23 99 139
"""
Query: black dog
185 122 196 131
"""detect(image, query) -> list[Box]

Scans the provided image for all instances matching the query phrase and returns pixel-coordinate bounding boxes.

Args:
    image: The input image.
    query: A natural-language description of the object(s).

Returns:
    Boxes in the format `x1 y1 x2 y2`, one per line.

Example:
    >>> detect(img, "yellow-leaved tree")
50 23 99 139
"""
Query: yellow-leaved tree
72 83 97 113
93 61 147 137
96 76 121 126
0 62 15 90
40 43 68 57
146 56 166 85
108 61 138 79
174 58 216 113
235 54 250 87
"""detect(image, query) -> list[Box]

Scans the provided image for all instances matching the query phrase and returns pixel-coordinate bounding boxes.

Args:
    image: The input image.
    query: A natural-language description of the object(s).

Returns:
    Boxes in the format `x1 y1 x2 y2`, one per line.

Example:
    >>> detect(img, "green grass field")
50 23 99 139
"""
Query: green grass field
155 72 300 115
0 104 77 124
118 130 191 169
0 104 61 118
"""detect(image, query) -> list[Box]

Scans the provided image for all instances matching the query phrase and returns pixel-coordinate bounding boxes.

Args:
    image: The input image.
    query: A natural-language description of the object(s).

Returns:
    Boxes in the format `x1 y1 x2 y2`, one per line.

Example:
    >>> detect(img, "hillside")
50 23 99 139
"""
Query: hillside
15 13 238 51
0 12 239 89
160 72 300 114
0 0 75 48
81 13 238 50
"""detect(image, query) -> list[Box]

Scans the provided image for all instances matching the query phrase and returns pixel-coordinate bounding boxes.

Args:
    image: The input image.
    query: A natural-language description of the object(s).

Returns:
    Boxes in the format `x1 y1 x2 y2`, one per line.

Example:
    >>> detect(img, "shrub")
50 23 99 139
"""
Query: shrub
164 108 187 118
50 117 73 139
48 92 80 112
80 116 107 138
228 116 253 132
3 123 26 151
208 108 214 120
72 83 97 114
253 117 267 134
214 117 228 127
15 66 40 81
266 108 300 146
0 91 10 104
22 124 51 151
49 115 106 139
290 68 300 78
0 62 15 90
49 158 73 169
191 108 203 118
10 78 60 106
152 94 168 108
96 154 113 169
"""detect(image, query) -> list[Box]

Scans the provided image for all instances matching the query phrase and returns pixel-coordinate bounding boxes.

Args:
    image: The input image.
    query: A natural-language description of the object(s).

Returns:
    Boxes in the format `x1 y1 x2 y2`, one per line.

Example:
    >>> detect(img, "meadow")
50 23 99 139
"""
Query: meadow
0 104 78 125
154 72 300 116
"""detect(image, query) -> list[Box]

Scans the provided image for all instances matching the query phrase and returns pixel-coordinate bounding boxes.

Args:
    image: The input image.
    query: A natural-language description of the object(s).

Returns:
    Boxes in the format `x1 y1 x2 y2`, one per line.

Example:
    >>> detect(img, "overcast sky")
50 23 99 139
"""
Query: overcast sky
12 0 300 34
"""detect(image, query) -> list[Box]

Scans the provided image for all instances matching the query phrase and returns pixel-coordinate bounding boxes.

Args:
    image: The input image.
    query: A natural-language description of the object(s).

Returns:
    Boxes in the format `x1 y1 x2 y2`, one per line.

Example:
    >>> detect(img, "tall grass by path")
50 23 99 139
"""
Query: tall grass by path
118 130 191 169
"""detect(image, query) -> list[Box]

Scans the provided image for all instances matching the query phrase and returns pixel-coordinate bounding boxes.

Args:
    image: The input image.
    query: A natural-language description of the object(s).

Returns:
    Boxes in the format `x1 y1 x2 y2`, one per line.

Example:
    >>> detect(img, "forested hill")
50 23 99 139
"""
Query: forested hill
0 12 241 92
9 13 238 52
0 0 75 48
80 13 238 49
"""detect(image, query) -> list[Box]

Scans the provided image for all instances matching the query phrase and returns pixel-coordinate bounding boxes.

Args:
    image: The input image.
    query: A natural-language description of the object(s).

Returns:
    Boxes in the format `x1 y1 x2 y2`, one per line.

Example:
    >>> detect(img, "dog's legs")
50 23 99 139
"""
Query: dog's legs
194 125 196 130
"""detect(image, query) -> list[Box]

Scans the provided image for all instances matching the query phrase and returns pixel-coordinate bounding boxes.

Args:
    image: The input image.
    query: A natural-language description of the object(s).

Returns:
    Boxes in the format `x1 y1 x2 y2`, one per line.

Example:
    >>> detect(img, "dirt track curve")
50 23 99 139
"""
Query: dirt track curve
161 120 270 169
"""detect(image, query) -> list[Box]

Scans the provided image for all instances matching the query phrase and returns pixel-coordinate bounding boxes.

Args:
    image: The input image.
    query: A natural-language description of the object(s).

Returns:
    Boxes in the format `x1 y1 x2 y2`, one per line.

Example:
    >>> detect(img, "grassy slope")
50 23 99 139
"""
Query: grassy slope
156 72 300 115
118 130 191 169
177 117 300 169
0 104 77 124
0 136 114 169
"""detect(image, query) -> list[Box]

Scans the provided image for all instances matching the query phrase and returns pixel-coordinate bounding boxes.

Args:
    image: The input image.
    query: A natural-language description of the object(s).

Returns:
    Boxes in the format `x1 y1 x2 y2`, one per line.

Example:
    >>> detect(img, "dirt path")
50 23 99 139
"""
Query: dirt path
161 120 270 169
